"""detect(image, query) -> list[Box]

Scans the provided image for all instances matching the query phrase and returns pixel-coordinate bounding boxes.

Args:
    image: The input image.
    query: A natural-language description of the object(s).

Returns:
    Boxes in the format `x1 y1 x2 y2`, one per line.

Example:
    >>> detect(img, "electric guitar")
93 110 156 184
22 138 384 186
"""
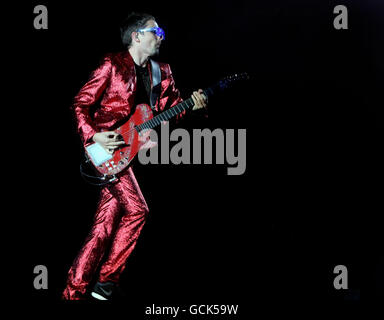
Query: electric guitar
81 73 249 184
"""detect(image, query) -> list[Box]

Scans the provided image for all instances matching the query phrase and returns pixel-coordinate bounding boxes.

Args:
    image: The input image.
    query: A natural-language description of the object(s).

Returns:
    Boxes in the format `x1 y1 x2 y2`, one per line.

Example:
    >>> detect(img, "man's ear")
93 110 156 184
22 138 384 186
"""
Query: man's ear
131 31 139 43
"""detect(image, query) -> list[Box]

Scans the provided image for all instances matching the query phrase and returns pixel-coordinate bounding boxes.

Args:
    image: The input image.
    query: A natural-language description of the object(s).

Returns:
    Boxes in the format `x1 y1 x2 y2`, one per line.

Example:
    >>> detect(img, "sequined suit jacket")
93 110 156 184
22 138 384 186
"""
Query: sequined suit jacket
72 51 183 145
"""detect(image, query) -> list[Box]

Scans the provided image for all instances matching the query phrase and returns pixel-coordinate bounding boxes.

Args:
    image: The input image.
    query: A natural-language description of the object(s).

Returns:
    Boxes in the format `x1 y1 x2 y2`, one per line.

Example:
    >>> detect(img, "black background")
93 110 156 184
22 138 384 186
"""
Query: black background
4 0 383 315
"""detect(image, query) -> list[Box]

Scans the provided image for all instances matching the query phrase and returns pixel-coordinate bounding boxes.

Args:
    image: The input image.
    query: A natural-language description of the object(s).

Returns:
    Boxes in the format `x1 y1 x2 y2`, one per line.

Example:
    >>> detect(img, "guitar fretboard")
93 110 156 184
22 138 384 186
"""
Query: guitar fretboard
136 97 196 132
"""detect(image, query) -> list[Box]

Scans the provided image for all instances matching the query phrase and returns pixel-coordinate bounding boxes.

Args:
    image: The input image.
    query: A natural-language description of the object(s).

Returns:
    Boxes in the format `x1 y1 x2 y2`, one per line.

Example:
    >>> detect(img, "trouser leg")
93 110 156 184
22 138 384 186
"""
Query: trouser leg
61 186 121 300
98 167 149 283
62 167 148 300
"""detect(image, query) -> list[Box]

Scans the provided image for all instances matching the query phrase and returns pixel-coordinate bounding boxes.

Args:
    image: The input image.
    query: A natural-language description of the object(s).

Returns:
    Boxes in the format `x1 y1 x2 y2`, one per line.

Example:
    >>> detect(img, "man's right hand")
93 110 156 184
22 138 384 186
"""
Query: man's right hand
92 131 125 154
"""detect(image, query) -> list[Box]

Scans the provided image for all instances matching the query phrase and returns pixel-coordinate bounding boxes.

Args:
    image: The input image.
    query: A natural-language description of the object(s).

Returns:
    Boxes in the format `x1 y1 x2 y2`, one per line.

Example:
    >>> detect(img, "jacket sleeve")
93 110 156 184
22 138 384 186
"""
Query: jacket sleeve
72 55 112 145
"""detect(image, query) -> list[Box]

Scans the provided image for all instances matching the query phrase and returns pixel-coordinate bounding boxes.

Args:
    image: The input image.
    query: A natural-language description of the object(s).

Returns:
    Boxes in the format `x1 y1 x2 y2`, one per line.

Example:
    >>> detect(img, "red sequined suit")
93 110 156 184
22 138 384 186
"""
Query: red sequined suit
62 51 183 300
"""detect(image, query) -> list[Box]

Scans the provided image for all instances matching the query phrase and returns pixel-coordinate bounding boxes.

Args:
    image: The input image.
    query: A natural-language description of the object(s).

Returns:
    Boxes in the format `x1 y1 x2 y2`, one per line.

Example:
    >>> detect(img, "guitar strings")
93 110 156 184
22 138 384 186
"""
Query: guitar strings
117 98 195 137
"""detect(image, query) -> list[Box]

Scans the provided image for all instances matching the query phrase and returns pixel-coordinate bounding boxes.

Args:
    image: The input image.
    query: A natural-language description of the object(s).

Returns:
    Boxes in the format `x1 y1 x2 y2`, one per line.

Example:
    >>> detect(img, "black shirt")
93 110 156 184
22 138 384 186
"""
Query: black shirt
134 62 152 108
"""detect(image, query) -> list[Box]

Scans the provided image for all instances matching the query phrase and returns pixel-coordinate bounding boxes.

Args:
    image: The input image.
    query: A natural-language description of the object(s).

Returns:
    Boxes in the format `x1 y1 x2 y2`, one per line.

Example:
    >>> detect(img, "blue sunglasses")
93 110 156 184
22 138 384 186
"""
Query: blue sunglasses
137 26 165 40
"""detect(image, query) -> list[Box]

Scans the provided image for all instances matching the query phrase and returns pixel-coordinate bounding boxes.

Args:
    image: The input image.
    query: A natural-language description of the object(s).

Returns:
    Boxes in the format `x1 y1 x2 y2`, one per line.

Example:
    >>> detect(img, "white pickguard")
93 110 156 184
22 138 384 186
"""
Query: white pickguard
86 142 113 166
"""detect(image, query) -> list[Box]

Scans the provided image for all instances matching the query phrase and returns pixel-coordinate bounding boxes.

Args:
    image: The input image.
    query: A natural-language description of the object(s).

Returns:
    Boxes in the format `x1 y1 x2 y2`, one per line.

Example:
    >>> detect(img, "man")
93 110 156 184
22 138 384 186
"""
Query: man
62 12 207 300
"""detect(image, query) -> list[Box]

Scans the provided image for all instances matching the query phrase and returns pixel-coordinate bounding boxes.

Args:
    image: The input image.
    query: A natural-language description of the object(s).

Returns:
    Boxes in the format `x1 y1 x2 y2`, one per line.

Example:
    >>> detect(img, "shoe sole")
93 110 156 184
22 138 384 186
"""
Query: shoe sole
91 292 108 300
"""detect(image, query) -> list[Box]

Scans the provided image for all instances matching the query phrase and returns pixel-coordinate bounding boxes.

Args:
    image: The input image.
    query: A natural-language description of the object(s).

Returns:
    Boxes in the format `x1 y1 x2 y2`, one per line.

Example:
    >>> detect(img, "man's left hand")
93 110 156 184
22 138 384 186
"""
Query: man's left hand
191 89 208 110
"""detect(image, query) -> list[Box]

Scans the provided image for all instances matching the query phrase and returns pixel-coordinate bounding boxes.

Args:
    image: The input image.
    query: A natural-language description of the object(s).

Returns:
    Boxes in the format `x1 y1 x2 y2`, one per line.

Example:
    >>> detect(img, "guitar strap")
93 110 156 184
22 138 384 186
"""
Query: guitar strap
150 59 161 110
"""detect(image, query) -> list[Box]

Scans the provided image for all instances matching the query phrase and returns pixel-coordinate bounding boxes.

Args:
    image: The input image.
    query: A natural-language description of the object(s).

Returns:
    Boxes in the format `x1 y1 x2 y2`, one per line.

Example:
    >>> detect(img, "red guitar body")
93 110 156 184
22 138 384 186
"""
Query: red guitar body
85 103 155 176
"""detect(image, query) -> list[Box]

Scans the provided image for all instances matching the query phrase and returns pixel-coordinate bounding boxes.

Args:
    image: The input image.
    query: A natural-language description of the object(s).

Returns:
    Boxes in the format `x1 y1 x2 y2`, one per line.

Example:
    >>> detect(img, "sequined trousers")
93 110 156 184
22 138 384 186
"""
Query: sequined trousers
62 167 149 300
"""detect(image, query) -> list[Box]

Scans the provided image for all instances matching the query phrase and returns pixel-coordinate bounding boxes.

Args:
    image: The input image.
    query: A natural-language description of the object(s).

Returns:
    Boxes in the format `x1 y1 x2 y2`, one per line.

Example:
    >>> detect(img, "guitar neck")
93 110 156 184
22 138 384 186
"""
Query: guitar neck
134 72 248 132
136 90 210 132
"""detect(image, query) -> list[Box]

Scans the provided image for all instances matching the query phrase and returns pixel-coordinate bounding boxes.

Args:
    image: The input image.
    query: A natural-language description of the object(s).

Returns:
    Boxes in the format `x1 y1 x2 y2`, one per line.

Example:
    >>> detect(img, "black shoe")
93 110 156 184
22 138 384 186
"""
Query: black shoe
90 281 127 301
90 281 115 300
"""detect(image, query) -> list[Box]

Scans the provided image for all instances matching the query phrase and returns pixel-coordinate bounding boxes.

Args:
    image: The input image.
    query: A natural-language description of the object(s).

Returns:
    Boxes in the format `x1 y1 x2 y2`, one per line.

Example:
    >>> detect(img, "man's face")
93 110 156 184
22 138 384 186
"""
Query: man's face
138 20 163 56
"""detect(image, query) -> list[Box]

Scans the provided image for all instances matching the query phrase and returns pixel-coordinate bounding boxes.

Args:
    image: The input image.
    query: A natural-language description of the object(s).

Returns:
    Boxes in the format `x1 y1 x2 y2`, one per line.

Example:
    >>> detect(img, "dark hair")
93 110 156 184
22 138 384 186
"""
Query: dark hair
120 12 156 48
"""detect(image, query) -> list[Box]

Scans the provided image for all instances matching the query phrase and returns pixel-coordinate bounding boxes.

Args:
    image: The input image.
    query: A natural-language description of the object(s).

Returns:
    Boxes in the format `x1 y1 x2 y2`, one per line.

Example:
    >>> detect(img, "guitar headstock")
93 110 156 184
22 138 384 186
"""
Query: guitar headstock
217 72 250 90
203 72 249 98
